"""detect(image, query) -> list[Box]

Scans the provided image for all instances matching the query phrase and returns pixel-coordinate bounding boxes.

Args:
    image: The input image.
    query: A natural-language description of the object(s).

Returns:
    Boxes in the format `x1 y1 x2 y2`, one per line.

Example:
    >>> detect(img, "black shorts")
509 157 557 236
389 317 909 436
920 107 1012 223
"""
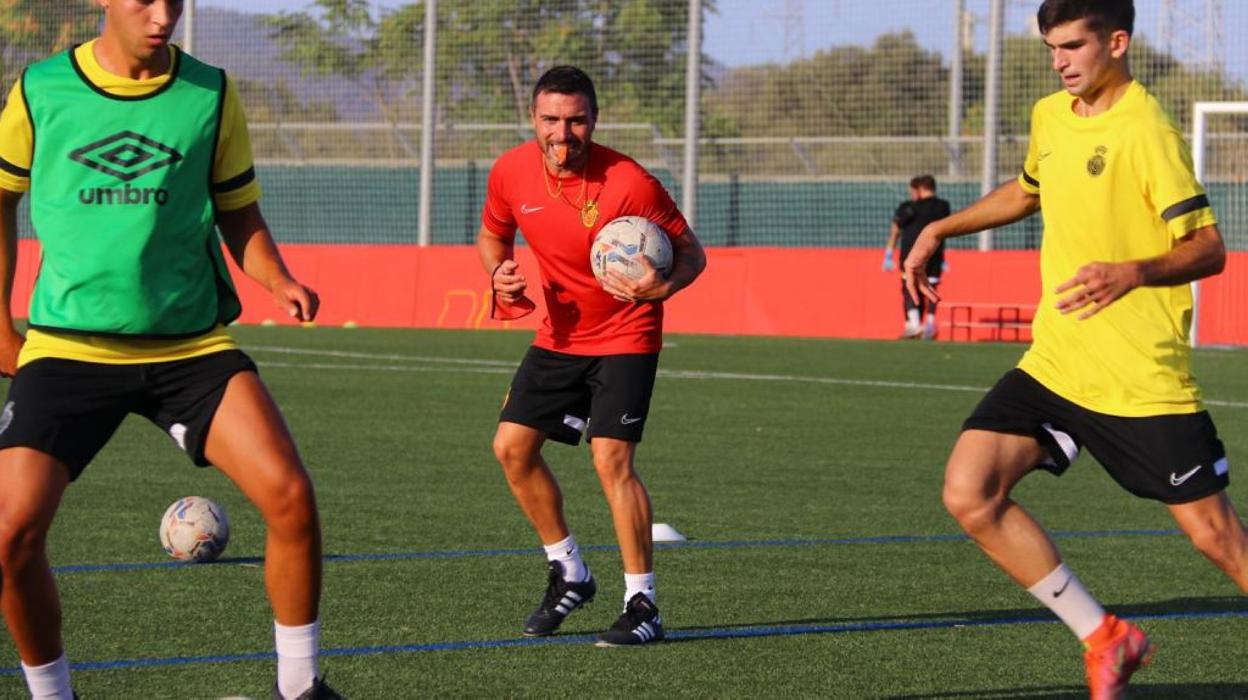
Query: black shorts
963 369 1229 504
500 346 659 446
0 350 258 480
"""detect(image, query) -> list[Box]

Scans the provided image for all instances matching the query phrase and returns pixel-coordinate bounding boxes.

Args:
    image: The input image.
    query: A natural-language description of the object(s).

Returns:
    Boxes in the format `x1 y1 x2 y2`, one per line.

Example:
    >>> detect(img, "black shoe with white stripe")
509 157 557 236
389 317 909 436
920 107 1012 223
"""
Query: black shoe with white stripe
596 593 664 646
522 561 597 636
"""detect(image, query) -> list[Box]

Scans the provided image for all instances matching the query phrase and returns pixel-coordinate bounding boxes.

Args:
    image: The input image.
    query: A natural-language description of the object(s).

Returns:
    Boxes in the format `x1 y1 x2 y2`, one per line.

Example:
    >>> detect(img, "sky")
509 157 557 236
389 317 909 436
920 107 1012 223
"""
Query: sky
199 0 1243 80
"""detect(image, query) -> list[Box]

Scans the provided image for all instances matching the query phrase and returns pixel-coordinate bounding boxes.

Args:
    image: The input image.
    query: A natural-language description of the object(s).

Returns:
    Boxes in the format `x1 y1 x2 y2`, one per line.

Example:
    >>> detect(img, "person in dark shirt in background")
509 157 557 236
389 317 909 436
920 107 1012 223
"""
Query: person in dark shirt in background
884 175 950 339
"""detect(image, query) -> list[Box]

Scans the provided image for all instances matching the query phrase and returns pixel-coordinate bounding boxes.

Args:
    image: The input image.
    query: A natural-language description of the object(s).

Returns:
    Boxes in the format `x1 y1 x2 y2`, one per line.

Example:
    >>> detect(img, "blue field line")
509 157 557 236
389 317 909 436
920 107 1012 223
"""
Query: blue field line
1 608 1245 676
50 528 1183 576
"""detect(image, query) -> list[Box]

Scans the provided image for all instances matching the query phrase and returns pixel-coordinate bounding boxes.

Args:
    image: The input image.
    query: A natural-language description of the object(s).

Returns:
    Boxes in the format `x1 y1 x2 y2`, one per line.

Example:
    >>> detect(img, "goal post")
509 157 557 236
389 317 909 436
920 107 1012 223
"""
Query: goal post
1190 102 1248 348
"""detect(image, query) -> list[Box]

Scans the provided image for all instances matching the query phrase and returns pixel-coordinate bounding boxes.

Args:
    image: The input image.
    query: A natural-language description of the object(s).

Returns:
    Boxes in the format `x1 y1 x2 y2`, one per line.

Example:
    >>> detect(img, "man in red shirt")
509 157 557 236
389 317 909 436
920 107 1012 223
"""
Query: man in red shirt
478 65 706 646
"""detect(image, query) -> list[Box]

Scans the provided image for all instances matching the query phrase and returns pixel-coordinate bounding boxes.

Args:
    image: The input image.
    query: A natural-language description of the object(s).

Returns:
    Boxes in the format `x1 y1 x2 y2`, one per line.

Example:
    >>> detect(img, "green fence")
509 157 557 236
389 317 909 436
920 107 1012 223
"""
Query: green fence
14 166 1245 250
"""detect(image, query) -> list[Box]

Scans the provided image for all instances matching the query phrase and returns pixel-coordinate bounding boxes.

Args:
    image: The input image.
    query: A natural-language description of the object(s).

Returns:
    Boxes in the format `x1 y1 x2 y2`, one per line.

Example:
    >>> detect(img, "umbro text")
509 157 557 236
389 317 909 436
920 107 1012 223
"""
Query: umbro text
78 184 170 206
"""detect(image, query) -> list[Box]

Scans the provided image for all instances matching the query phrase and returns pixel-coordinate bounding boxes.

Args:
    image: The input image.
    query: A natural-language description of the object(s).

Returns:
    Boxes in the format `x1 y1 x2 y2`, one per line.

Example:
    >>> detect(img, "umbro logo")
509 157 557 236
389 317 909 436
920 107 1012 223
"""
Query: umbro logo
520 204 545 214
69 130 182 182
1170 464 1202 487
69 131 180 206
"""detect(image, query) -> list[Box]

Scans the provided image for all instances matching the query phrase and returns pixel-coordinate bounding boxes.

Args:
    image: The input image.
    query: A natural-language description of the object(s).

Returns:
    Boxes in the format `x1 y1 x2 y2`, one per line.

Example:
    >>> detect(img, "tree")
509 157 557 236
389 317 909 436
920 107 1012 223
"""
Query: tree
706 31 947 138
263 0 715 136
961 33 1247 136
0 0 97 90
262 0 405 123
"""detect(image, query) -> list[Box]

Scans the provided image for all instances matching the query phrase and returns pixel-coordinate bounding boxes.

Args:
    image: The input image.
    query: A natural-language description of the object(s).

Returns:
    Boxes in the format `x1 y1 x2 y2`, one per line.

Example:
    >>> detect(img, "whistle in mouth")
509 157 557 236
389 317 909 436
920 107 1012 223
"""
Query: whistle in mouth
552 143 568 166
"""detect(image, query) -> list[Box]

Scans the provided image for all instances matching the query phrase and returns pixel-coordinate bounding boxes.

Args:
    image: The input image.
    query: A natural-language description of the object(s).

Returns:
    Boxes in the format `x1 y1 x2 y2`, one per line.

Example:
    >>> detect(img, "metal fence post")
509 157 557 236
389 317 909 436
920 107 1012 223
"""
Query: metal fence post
418 0 437 246
183 0 195 54
979 0 1004 251
682 0 702 229
948 0 964 177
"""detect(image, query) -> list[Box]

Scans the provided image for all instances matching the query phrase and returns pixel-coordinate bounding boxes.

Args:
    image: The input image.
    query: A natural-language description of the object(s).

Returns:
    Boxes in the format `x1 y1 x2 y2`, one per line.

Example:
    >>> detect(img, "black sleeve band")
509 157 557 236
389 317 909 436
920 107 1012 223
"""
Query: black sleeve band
1021 171 1039 189
1160 194 1210 222
212 166 255 193
0 156 30 178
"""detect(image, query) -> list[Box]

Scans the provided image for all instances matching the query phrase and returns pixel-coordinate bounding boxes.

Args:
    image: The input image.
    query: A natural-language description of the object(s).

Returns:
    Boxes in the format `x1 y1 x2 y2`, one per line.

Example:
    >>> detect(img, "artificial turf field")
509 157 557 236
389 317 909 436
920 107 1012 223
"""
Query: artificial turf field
1 326 1245 698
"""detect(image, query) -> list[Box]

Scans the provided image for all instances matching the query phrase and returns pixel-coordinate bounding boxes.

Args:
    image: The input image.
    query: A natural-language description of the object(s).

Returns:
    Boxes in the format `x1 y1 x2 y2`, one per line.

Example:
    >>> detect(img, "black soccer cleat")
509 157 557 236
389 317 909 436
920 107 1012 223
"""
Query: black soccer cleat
272 675 344 700
595 592 665 647
523 561 597 636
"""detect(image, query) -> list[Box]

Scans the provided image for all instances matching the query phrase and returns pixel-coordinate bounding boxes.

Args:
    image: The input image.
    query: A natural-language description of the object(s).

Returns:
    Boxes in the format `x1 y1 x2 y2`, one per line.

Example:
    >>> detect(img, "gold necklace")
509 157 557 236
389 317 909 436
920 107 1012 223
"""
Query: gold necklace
540 149 599 228
541 157 563 198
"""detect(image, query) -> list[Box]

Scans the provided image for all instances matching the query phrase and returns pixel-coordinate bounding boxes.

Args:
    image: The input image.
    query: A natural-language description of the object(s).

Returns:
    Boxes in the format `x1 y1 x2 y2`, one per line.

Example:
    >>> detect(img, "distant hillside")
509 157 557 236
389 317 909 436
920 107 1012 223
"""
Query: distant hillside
191 6 388 122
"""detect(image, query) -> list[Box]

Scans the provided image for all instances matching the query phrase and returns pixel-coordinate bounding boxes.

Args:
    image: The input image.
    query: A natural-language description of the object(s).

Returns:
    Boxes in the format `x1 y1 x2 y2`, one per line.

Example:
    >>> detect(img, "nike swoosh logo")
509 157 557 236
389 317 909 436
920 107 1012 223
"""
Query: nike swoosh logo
1052 576 1072 598
1038 151 1053 161
520 204 544 214
620 414 643 425
1170 464 1203 486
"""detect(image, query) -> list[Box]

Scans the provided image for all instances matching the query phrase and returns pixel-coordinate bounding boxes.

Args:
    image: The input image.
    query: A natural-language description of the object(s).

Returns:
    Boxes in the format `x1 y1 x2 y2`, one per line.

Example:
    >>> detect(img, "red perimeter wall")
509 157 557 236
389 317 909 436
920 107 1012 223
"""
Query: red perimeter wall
9 242 1247 345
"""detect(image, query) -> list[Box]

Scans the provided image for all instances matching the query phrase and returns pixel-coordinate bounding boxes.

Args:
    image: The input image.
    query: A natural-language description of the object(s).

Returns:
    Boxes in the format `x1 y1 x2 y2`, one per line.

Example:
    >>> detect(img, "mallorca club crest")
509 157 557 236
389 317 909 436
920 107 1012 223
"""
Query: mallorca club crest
1086 146 1108 177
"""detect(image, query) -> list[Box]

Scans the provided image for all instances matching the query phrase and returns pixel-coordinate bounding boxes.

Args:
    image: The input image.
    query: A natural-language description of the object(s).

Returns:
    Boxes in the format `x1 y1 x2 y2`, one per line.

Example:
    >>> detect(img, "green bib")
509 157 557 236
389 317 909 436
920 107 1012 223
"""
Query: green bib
23 46 241 337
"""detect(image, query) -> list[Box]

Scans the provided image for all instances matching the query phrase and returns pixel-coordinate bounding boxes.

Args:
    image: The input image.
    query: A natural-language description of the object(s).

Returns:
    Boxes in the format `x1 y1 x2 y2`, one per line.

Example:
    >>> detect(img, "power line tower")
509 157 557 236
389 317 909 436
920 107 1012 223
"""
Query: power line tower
767 0 808 63
1158 0 1224 72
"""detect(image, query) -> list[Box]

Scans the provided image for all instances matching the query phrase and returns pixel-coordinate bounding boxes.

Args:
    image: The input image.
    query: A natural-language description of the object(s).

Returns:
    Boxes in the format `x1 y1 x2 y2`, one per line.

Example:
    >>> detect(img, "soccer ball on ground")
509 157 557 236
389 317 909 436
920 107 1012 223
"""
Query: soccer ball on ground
590 216 673 283
159 496 230 563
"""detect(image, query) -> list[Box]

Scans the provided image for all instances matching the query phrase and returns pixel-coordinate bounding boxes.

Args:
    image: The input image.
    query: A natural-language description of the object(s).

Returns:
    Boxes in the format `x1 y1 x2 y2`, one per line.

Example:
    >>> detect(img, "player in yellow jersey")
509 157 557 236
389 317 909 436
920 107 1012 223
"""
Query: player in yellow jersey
903 2 1247 698
0 2 338 698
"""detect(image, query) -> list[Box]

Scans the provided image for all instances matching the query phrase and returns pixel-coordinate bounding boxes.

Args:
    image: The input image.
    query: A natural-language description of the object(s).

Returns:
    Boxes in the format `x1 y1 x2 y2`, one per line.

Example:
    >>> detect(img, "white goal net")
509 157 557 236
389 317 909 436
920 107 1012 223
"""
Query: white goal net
1191 101 1248 347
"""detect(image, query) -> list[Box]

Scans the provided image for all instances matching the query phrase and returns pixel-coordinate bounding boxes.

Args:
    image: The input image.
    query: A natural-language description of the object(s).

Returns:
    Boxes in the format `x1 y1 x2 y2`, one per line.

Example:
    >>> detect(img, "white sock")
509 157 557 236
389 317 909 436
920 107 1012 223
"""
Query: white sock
924 314 936 333
21 653 73 700
1026 563 1106 640
624 572 656 606
543 535 589 583
274 620 320 700
906 308 921 330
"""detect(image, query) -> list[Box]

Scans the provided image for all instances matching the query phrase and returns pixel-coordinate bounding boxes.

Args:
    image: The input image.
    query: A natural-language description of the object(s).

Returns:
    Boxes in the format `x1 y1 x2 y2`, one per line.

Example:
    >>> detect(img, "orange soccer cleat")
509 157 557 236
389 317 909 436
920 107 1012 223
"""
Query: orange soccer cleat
1082 615 1154 700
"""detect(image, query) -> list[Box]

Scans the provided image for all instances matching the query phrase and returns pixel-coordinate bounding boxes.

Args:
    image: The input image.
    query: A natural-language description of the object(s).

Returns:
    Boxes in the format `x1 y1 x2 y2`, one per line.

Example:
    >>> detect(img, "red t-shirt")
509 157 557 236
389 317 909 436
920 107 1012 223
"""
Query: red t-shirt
482 141 689 355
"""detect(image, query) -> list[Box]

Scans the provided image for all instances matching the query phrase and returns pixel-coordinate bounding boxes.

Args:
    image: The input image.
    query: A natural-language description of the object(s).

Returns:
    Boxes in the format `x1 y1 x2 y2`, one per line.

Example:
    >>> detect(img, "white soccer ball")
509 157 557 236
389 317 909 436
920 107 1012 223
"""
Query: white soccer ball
159 496 230 563
590 216 673 283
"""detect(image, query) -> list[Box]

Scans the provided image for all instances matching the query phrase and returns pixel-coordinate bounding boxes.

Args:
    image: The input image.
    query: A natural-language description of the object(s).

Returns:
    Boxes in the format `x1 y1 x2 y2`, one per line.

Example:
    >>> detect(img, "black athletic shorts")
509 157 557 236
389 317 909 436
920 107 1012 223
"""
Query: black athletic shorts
963 368 1229 504
499 346 660 446
0 350 258 480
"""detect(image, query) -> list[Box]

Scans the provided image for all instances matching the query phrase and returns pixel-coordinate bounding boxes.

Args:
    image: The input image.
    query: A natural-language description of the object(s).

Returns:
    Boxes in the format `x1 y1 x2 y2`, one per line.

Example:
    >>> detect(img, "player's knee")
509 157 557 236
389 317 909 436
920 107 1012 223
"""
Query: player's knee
492 436 532 473
591 452 634 484
259 473 318 537
942 475 998 532
0 511 48 571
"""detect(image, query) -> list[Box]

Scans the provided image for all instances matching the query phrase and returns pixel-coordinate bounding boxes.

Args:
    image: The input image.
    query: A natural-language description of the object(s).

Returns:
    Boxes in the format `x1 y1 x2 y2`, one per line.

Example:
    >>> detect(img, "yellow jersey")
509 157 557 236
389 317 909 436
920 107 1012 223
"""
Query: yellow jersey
1016 81 1217 416
0 41 261 366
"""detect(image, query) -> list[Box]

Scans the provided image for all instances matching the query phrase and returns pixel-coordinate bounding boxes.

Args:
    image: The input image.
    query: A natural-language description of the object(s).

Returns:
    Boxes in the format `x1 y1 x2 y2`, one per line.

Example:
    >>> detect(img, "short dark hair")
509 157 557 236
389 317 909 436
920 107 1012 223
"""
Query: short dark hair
1037 0 1134 37
531 66 598 119
910 175 936 192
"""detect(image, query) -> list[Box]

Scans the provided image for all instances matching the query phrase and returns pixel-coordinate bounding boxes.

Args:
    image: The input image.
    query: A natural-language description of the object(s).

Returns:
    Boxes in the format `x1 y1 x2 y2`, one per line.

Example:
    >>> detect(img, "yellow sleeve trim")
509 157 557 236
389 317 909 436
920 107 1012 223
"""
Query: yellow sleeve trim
1018 171 1040 194
1166 208 1218 240
0 79 32 192
213 77 260 211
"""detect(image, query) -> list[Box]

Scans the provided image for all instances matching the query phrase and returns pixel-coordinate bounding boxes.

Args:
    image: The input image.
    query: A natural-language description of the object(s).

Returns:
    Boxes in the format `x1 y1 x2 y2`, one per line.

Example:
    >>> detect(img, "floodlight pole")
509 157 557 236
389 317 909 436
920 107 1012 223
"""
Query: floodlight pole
979 0 1005 251
682 0 702 228
417 0 437 246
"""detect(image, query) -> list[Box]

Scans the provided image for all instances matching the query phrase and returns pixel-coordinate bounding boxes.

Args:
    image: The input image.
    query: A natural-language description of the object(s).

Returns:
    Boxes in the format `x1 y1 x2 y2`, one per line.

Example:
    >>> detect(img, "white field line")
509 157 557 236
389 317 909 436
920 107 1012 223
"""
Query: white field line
248 345 1248 409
